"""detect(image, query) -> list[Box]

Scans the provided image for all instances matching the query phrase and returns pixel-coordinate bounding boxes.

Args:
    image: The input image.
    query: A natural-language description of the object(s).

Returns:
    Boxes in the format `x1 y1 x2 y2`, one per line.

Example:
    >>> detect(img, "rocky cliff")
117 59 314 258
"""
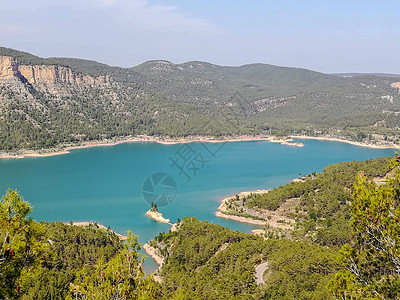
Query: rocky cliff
0 55 110 87
392 82 400 94
0 56 19 78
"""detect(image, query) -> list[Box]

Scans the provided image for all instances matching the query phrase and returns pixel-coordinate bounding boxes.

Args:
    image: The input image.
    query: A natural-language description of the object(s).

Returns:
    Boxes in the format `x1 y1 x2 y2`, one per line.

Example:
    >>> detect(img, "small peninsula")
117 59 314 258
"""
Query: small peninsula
146 202 171 224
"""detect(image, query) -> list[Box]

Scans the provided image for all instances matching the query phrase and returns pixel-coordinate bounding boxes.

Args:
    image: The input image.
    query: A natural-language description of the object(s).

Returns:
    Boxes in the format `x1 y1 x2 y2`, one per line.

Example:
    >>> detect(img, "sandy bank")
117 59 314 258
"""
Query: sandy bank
281 141 304 147
2 132 395 160
292 135 400 149
0 134 303 159
143 243 164 266
0 136 151 159
215 189 297 230
215 190 270 226
217 189 270 211
143 243 164 283
268 137 303 147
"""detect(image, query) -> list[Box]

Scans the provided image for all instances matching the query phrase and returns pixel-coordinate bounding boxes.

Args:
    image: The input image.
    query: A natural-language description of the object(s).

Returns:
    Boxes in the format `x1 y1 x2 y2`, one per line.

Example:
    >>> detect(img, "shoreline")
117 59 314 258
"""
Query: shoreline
0 135 282 159
215 189 297 230
143 243 164 267
143 243 164 283
291 135 400 150
1 133 398 160
66 221 127 240
145 210 172 225
215 190 270 226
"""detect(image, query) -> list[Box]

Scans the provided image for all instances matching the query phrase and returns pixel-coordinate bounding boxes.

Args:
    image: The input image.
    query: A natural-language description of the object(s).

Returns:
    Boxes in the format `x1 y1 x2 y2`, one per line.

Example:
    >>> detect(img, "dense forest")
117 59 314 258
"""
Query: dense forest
0 46 400 151
0 189 160 299
1 156 400 299
149 156 400 299
0 189 161 299
151 218 339 299
222 157 392 247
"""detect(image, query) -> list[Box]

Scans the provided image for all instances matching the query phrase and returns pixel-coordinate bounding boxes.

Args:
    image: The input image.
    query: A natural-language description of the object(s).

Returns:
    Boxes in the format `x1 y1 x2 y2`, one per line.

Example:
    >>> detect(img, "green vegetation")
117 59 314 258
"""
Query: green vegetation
0 47 400 151
231 157 391 247
21 222 125 299
221 210 267 221
68 233 159 300
151 217 339 299
1 45 399 297
1 156 400 299
0 189 47 299
149 156 400 299
0 190 160 299
248 157 391 212
330 161 400 299
150 202 159 213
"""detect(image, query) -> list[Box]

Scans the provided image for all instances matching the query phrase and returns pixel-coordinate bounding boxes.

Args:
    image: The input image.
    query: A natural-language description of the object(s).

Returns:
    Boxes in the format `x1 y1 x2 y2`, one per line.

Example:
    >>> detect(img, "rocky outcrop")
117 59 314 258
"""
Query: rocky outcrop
146 209 171 224
391 82 400 94
0 55 110 87
0 56 19 78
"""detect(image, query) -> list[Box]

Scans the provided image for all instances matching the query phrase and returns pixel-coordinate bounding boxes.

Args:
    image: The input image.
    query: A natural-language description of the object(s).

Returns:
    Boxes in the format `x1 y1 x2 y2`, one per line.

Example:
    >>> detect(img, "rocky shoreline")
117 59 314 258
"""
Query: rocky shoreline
215 190 270 226
2 133 398 160
145 210 172 224
9 133 399 160
291 135 400 150
142 243 164 283
0 134 295 159
143 243 164 266
215 189 297 230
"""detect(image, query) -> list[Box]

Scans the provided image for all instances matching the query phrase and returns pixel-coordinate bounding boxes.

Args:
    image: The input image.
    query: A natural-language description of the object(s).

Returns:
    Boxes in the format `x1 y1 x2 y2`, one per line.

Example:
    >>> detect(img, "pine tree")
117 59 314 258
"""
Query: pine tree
329 158 400 299
0 189 47 298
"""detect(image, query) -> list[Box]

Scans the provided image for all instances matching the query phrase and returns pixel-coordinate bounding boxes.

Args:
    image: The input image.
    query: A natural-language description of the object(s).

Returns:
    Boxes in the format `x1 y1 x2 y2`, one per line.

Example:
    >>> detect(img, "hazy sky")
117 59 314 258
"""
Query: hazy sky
0 0 399 73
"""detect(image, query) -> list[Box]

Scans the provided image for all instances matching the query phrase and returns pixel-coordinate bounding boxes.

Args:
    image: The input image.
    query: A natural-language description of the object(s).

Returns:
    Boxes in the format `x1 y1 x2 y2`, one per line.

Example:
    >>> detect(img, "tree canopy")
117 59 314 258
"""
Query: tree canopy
330 159 400 299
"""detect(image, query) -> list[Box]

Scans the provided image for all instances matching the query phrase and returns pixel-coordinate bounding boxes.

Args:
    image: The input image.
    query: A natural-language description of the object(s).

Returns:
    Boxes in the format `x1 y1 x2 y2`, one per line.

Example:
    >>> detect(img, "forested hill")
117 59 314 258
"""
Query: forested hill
146 156 400 299
2 157 399 299
0 46 400 151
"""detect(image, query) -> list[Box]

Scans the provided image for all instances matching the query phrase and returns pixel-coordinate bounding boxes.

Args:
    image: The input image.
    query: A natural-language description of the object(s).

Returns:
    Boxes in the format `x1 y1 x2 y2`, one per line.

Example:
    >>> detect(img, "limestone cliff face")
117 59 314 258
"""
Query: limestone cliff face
0 56 19 78
392 82 400 94
0 55 110 87
18 65 110 86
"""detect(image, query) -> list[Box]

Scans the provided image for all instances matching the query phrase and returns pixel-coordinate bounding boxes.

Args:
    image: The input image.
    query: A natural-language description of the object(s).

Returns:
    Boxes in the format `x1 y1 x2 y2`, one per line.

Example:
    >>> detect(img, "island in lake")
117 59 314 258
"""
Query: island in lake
145 202 172 225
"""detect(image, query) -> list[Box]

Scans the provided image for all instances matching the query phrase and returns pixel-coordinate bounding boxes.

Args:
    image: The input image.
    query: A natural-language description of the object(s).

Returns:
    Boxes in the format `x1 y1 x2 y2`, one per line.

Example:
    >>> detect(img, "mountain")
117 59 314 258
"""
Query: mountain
0 46 399 151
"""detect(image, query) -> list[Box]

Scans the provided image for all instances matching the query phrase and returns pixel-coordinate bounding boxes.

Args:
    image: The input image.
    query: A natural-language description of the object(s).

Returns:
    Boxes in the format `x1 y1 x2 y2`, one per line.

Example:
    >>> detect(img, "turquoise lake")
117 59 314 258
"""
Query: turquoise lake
0 139 396 272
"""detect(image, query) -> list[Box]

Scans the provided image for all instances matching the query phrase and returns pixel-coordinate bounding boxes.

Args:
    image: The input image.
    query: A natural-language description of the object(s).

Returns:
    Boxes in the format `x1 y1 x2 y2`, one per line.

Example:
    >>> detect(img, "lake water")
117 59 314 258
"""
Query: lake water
0 139 395 272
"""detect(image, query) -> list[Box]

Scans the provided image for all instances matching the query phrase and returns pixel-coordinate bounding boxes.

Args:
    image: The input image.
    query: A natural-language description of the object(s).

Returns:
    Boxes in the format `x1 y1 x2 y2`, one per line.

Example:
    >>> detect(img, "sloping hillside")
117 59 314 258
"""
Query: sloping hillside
0 46 399 151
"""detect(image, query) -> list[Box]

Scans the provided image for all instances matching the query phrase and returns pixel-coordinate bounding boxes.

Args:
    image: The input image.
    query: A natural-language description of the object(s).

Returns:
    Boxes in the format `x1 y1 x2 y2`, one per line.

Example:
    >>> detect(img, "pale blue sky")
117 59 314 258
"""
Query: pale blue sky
0 0 399 73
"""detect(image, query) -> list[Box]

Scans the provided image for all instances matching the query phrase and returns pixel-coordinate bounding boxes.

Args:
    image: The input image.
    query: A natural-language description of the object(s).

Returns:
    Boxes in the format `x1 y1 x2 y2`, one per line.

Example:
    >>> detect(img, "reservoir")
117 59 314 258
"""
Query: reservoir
0 139 395 271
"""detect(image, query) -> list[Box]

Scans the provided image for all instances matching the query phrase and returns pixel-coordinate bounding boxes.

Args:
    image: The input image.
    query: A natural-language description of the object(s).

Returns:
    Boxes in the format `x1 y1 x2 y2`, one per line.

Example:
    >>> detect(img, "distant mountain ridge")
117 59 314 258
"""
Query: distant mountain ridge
0 46 399 151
